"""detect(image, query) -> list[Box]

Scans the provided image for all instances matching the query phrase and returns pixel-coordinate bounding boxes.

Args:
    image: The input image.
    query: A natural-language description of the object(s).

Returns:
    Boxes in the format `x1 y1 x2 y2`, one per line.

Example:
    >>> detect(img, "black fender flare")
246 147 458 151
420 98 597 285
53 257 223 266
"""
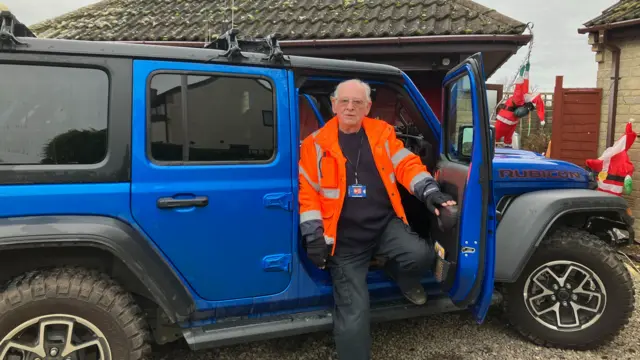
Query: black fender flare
0 215 195 322
494 189 632 283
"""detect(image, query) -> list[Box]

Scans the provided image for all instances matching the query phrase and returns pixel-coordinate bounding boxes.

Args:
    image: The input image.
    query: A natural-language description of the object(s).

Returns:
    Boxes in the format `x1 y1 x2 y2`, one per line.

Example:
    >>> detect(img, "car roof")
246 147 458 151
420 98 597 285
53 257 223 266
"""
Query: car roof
10 37 404 78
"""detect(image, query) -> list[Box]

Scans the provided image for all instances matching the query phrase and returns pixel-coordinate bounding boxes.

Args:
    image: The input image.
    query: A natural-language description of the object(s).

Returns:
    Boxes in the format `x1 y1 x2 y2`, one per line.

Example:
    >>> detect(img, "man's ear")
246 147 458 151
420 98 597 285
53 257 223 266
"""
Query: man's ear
330 97 338 114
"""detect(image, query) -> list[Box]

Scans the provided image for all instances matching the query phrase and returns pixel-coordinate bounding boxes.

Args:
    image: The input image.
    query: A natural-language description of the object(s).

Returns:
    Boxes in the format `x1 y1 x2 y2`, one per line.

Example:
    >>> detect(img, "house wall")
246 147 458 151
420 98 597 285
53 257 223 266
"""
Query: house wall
594 28 640 237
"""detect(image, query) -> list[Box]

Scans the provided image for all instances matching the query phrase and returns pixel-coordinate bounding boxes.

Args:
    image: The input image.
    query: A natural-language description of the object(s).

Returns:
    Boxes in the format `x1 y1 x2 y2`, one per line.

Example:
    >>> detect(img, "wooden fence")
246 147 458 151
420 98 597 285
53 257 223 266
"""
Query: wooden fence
549 75 602 166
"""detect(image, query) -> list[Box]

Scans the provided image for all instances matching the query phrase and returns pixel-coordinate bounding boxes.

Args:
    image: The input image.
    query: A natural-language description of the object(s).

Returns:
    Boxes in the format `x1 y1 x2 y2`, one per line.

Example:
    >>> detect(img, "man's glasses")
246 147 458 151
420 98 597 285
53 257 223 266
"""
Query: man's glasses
335 97 366 108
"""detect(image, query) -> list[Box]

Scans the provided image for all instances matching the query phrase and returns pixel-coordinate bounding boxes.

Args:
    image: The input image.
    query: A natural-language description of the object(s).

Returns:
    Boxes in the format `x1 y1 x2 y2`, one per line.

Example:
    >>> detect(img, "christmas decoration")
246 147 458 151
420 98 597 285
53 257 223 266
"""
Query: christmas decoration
585 120 637 196
494 62 546 147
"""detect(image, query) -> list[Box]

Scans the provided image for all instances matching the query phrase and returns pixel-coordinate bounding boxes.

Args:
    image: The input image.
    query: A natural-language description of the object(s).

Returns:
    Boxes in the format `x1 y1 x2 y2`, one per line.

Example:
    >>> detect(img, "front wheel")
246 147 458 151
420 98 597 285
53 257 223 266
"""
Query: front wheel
504 227 635 350
0 267 152 360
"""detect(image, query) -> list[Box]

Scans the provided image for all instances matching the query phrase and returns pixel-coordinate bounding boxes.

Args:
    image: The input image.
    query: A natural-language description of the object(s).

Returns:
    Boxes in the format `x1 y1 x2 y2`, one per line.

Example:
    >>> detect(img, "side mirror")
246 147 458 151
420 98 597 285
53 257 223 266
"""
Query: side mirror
457 125 495 161
457 125 474 161
489 125 495 159
489 125 495 146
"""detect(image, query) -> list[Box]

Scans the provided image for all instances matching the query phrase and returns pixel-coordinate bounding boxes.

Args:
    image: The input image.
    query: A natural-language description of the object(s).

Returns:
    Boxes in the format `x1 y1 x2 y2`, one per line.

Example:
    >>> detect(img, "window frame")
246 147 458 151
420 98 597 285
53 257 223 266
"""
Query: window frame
145 69 279 166
0 53 130 185
443 72 475 165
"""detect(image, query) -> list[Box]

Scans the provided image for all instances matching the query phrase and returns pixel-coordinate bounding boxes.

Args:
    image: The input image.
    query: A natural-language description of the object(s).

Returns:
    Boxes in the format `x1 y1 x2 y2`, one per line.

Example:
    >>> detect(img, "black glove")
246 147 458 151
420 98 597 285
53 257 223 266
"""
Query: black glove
436 203 459 232
424 191 454 215
305 234 330 268
425 191 458 232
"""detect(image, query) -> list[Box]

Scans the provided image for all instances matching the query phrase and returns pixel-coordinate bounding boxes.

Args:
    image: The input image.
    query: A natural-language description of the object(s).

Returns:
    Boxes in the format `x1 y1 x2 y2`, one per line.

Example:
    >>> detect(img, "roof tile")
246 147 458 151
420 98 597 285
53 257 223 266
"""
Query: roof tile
583 0 640 28
29 0 527 42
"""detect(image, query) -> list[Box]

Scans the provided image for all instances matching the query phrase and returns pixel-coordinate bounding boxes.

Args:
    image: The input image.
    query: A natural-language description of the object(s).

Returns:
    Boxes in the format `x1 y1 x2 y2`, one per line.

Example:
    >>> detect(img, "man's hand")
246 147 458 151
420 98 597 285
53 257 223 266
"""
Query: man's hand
305 235 330 269
424 191 456 216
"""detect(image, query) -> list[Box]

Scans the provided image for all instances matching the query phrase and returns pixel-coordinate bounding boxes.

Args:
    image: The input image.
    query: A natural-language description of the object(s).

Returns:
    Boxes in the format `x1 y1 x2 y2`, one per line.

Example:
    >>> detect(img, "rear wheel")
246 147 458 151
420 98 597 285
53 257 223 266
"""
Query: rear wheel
504 227 635 350
0 267 152 360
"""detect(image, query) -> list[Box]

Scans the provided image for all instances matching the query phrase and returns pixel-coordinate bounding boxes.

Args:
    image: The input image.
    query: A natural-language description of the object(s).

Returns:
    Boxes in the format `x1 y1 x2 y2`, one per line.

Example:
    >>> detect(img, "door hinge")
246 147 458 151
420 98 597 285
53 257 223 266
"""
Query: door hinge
262 254 292 272
263 192 292 211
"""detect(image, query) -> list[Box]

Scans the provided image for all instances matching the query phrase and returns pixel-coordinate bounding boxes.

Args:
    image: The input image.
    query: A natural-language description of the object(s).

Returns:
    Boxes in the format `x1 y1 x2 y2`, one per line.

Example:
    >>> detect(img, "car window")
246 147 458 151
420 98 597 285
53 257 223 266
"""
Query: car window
445 75 473 162
0 64 109 165
148 73 276 164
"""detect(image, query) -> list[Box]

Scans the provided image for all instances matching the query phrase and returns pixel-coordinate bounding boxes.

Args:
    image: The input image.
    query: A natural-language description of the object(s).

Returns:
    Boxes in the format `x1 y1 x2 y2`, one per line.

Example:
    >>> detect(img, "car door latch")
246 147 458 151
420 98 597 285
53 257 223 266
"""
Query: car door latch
263 192 292 211
262 254 292 272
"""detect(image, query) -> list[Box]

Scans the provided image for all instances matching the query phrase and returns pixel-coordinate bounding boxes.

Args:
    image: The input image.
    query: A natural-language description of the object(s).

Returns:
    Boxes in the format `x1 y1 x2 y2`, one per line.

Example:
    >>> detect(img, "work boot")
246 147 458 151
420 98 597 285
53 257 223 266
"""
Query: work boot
385 270 427 305
398 282 427 305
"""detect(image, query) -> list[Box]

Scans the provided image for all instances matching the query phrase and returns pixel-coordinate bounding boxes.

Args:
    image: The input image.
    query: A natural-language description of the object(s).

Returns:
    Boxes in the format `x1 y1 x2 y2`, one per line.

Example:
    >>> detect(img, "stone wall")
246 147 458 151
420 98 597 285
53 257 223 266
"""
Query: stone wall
595 31 640 237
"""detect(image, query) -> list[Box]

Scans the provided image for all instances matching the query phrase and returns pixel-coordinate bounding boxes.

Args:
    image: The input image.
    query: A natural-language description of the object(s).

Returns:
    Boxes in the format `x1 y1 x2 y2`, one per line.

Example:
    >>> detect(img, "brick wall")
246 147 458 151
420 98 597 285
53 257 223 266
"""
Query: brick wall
594 32 640 237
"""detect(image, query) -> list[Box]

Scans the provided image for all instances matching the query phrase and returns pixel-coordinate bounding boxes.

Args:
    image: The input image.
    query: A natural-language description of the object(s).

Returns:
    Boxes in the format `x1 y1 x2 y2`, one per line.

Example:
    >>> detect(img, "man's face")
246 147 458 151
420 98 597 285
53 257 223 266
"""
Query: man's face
331 81 372 127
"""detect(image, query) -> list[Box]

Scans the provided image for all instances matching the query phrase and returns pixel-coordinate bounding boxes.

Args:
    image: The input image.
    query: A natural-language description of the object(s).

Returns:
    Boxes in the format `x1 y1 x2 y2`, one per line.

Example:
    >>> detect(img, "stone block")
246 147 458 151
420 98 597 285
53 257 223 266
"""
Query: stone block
600 122 609 134
595 52 604 63
619 77 640 90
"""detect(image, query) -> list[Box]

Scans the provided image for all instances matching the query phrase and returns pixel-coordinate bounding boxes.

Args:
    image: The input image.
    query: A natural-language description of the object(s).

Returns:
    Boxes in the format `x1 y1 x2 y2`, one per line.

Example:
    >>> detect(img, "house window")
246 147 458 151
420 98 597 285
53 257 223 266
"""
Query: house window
0 64 109 165
148 73 276 163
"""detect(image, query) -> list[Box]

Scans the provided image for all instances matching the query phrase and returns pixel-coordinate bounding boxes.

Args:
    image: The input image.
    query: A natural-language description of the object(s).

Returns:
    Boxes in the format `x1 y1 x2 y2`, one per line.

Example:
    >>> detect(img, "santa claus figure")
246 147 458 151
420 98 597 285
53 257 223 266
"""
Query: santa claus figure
585 121 636 196
495 62 546 147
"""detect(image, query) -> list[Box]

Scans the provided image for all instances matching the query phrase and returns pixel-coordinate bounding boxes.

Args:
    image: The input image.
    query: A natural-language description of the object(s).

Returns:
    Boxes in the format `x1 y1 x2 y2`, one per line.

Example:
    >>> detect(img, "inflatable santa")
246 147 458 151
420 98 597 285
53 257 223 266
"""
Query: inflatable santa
495 62 546 147
585 120 636 196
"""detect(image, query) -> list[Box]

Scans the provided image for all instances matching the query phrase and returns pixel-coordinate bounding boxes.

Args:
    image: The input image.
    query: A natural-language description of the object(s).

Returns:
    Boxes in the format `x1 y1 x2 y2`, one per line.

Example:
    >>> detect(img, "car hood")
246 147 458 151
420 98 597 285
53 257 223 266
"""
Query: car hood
492 148 590 183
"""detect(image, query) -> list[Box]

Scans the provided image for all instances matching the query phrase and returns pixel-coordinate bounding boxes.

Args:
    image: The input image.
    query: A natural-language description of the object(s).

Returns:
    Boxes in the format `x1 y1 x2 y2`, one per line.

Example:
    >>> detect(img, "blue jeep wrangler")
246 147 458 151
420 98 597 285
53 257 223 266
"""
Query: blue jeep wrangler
0 11 635 360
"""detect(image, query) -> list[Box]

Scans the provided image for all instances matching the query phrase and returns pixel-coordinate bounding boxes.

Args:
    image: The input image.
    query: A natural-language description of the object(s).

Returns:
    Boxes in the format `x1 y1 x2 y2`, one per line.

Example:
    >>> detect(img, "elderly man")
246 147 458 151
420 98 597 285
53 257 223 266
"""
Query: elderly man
298 79 456 360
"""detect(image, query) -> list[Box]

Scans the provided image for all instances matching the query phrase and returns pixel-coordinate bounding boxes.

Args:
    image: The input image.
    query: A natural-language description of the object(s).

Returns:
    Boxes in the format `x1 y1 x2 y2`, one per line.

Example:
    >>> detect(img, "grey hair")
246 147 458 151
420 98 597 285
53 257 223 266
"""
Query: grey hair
331 79 371 101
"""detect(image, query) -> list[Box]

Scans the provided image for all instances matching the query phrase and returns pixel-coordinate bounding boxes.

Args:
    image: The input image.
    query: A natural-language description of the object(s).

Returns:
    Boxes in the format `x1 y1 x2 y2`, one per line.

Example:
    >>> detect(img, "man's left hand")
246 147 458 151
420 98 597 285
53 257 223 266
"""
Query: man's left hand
424 191 456 216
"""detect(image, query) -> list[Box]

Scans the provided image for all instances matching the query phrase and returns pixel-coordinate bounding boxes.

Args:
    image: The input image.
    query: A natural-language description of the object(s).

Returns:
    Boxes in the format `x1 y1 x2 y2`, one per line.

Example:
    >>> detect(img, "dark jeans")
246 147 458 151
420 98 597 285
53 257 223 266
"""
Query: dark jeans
327 217 435 360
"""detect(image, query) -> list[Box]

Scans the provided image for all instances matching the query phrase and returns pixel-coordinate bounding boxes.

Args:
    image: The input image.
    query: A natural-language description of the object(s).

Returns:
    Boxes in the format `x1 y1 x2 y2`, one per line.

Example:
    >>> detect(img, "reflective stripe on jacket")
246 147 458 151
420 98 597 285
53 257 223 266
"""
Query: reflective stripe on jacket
298 116 437 255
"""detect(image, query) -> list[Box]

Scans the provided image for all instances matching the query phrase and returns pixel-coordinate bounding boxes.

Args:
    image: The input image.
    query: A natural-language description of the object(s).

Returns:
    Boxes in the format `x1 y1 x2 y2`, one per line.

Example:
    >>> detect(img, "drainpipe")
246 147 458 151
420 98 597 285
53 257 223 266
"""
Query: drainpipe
600 30 621 147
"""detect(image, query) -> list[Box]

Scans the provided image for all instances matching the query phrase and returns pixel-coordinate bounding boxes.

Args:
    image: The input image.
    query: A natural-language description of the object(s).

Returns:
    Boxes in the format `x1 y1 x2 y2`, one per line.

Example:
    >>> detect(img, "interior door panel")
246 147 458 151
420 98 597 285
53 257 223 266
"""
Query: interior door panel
431 157 470 288
436 159 469 205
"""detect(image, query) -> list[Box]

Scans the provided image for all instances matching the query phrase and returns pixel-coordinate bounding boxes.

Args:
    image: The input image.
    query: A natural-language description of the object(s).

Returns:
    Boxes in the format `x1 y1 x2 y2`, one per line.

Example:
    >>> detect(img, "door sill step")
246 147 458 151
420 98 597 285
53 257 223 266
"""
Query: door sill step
183 295 484 351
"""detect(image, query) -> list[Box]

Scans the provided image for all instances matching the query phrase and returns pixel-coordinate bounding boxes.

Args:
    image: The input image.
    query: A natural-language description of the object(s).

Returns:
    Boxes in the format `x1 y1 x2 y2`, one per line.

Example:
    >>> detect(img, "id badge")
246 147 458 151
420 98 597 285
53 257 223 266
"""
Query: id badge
347 184 367 198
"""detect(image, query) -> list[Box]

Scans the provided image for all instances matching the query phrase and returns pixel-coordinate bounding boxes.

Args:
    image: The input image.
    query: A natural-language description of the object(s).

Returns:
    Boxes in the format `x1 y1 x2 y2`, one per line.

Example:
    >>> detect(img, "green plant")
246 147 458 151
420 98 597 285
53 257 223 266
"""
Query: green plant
520 129 551 154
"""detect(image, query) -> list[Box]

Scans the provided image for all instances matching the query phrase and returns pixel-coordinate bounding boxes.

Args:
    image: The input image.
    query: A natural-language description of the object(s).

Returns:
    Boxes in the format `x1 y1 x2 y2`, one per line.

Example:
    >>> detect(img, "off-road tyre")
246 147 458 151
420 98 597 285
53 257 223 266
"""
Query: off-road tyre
0 267 152 359
504 226 635 350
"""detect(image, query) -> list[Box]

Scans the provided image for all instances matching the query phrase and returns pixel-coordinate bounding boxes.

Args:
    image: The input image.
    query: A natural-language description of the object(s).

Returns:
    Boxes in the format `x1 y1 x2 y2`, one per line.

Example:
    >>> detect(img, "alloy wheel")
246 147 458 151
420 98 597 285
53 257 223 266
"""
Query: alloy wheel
523 260 607 332
0 314 111 360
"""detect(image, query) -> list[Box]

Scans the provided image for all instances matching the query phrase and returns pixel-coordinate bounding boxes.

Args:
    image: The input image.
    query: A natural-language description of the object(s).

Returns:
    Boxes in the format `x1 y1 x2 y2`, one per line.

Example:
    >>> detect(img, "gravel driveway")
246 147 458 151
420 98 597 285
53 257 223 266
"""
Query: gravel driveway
152 267 640 360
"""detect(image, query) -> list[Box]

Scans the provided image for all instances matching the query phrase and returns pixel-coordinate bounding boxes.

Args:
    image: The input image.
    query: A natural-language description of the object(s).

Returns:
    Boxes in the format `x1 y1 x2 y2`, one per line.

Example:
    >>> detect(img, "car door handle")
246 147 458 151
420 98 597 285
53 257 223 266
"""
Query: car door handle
157 196 209 209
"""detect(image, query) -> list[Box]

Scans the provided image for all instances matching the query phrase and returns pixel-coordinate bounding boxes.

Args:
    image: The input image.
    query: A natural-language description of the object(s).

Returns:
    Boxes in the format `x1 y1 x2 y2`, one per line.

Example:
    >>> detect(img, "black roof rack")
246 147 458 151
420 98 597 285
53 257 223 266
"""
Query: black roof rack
0 10 35 48
205 28 286 64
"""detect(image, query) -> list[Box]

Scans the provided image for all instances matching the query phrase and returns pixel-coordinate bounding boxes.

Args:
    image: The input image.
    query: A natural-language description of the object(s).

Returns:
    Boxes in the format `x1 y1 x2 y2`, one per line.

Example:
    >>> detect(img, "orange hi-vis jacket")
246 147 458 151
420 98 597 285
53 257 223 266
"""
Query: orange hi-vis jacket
298 116 438 255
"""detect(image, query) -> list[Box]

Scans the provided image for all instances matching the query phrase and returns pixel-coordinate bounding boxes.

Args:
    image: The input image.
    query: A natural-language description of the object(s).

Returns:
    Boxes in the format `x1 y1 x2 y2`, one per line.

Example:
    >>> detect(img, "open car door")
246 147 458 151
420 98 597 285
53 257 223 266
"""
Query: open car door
432 53 496 322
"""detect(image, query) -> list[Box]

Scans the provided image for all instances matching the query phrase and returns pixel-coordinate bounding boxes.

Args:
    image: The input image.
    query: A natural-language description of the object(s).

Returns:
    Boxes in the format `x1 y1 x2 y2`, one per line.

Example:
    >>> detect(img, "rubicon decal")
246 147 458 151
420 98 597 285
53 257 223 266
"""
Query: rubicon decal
498 169 583 179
